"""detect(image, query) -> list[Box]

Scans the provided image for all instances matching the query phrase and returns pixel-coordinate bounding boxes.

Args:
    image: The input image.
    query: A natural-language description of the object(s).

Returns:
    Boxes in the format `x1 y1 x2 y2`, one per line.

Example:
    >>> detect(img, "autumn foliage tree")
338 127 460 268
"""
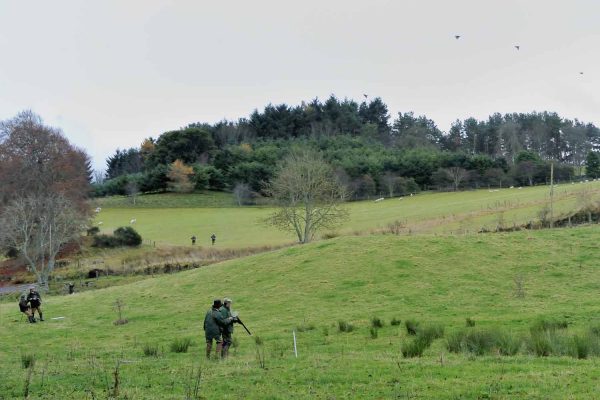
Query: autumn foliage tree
0 111 91 289
167 159 194 193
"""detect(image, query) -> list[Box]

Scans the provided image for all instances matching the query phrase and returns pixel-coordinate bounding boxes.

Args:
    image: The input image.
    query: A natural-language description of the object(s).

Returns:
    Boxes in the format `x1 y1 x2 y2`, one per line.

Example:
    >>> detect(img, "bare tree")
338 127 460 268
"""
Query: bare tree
233 182 254 206
267 150 349 243
0 194 86 289
444 167 469 191
126 180 139 205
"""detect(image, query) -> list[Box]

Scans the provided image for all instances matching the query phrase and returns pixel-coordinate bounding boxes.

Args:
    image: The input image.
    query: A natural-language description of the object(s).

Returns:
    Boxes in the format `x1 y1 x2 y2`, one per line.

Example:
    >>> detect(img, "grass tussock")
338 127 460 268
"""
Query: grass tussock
338 320 355 333
170 338 192 353
466 317 476 327
371 317 384 328
390 318 401 326
405 319 420 336
20 353 35 369
530 318 569 334
142 344 159 357
296 322 316 333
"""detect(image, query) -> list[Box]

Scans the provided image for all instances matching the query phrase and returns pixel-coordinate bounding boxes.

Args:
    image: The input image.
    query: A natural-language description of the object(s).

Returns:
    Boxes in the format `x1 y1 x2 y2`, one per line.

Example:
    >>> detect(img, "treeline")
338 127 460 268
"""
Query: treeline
94 96 600 201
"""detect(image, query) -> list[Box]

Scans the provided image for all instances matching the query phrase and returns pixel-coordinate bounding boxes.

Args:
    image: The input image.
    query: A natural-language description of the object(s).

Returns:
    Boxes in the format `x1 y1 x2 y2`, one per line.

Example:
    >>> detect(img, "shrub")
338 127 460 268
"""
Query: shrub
405 319 420 336
92 234 121 248
143 344 159 357
170 338 192 353
466 317 476 327
86 226 100 236
371 317 384 328
390 318 401 326
370 327 378 339
114 227 142 246
338 320 355 333
21 353 35 369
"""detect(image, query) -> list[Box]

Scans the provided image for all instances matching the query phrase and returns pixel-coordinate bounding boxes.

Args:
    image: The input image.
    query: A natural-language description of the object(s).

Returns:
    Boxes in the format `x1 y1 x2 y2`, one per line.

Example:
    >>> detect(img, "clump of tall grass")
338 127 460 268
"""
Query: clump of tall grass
338 320 355 333
390 318 401 326
530 318 568 334
465 317 476 327
447 328 517 356
405 319 420 336
170 338 192 353
371 317 384 329
401 323 445 358
370 327 378 339
296 322 316 333
21 353 36 369
142 344 159 357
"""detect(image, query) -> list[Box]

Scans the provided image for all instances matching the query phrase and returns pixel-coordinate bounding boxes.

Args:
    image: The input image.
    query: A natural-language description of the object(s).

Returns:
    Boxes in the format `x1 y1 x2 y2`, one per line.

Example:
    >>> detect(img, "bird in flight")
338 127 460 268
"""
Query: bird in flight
580 72 584 75
515 45 520 50
455 35 461 40
363 94 368 99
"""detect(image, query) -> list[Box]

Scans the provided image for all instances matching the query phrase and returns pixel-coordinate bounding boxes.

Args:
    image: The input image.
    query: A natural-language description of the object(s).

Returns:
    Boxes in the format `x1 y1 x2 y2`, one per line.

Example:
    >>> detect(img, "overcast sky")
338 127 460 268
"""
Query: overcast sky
1 0 599 169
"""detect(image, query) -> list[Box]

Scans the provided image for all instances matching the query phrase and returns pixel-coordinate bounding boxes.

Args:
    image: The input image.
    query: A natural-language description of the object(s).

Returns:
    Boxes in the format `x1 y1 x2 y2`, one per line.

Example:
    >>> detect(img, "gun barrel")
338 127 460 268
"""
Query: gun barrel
237 318 252 335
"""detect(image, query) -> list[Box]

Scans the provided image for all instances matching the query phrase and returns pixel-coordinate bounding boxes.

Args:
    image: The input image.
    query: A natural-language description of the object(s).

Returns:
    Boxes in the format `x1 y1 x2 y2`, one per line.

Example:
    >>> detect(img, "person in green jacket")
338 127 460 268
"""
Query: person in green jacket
220 298 237 358
203 299 229 359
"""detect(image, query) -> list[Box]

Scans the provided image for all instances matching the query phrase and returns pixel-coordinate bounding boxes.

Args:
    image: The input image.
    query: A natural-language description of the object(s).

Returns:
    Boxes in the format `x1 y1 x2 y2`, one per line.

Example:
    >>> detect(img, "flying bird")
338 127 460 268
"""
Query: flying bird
363 94 368 99
514 45 520 50
455 35 461 40
580 72 584 75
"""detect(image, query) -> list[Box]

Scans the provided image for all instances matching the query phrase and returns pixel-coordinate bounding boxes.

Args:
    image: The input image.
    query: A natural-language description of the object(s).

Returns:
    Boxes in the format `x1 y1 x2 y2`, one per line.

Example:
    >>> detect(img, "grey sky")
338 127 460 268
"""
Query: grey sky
1 0 598 169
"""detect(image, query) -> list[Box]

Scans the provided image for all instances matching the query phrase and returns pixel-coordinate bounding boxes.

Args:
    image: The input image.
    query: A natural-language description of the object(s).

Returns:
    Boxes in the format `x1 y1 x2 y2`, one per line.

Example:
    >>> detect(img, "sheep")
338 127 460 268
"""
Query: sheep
130 218 137 224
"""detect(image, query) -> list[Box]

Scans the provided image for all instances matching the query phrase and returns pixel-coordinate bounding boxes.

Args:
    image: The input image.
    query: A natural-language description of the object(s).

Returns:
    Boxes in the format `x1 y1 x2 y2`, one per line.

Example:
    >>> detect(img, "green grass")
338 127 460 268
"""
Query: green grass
95 191 236 208
2 226 600 398
94 182 600 247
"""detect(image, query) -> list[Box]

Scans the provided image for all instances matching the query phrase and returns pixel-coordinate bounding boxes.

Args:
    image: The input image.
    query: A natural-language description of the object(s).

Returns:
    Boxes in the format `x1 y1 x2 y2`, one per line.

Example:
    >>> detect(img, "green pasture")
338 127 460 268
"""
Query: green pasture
94 181 600 247
1 227 600 398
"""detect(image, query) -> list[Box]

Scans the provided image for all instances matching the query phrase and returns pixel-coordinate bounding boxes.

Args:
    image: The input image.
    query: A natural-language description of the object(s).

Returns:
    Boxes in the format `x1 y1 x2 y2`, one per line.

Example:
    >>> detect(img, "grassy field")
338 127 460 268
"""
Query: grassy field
94 182 600 247
1 226 600 399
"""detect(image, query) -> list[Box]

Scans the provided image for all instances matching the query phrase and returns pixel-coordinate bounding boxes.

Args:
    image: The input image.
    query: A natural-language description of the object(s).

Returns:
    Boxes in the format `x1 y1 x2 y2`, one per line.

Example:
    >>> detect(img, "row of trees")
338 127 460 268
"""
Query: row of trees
95 96 600 200
0 111 92 289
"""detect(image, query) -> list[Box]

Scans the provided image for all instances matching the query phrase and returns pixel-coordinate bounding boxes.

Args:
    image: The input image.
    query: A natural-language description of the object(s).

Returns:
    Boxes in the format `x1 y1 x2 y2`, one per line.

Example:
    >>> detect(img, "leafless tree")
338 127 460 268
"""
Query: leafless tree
233 182 254 206
266 149 349 243
0 194 87 289
443 167 470 191
126 181 139 205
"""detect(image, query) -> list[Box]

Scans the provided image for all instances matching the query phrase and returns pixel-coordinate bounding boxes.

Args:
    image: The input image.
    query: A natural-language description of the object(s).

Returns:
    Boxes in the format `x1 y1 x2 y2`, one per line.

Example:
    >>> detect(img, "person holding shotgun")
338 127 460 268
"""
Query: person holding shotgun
219 297 252 359
203 299 227 359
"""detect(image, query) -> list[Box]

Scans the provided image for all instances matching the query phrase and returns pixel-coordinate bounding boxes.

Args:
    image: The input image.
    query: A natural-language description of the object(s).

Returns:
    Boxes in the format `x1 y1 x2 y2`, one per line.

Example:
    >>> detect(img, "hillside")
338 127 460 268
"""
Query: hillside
94 181 600 247
1 226 600 398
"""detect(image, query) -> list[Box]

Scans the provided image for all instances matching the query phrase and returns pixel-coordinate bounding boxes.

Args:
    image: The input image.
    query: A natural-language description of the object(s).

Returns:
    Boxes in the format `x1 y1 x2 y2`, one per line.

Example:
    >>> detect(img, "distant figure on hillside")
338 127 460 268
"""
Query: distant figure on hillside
18 294 35 323
27 286 43 321
210 233 216 245
67 282 75 294
203 299 228 359
191 235 196 245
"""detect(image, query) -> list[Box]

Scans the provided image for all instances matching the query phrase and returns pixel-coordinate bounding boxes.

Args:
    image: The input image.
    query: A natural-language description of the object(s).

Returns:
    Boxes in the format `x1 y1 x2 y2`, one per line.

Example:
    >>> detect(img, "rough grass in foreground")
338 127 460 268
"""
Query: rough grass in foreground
2 227 600 398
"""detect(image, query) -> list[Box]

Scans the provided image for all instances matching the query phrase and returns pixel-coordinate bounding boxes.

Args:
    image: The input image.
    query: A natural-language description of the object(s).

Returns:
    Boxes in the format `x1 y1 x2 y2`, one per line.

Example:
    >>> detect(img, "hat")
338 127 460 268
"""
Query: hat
223 298 232 304
213 299 222 308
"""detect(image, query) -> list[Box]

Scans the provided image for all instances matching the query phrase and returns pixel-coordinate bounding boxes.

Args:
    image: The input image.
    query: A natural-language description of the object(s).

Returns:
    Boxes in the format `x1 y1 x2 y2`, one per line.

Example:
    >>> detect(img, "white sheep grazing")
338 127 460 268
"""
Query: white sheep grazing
95 207 102 213
130 218 137 224
375 197 384 202
97 221 103 225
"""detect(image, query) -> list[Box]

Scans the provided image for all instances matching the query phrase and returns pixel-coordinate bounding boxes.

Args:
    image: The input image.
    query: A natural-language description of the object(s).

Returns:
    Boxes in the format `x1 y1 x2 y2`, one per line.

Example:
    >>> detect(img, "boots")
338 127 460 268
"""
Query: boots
39 313 44 321
28 316 36 323
221 343 230 359
205 342 212 359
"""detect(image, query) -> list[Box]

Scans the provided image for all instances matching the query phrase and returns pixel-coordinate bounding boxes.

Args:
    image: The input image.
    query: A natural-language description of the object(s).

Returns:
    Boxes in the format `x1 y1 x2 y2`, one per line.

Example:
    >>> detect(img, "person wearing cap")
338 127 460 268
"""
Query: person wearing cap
26 286 43 321
219 298 238 358
203 299 230 359
18 294 35 323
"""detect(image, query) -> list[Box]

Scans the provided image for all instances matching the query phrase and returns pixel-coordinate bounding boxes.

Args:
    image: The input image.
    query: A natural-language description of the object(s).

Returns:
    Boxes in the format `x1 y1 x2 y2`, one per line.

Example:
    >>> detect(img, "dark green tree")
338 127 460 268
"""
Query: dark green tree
585 151 600 179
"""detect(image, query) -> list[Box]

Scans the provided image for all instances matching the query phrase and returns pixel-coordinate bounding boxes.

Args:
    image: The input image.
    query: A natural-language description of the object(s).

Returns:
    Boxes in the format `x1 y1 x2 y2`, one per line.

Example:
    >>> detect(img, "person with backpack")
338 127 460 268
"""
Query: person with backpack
27 286 43 321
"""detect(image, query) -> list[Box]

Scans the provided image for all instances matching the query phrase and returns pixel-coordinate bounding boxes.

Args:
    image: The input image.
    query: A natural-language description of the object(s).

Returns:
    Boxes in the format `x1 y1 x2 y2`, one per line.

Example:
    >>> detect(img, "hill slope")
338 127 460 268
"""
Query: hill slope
1 227 600 398
95 181 600 247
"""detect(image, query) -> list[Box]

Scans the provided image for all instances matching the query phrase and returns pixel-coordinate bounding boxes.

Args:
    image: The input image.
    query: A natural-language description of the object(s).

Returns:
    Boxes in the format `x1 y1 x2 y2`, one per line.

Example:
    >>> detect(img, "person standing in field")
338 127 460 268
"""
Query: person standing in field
191 235 196 245
210 233 216 245
27 286 43 321
203 299 230 359
18 294 35 323
220 298 237 358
